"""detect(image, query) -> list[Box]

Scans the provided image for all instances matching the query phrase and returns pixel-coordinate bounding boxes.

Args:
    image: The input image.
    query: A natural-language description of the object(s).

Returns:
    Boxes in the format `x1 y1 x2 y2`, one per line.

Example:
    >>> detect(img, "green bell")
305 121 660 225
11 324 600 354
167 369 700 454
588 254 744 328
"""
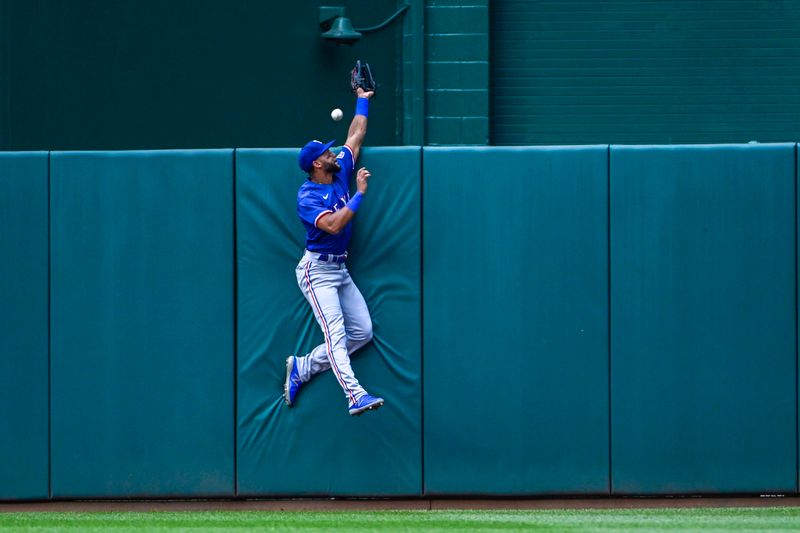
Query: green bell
322 17 362 45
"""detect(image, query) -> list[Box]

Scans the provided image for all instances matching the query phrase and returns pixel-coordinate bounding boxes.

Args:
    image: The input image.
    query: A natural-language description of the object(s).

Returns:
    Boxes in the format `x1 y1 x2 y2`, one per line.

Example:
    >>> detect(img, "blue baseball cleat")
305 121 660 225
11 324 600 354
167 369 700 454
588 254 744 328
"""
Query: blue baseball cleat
348 393 385 416
284 356 303 406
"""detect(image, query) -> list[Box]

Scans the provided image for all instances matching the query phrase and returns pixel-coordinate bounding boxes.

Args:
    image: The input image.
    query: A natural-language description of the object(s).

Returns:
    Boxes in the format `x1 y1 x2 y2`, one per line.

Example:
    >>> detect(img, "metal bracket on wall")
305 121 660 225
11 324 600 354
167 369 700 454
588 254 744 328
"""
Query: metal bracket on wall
319 3 410 45
319 6 346 27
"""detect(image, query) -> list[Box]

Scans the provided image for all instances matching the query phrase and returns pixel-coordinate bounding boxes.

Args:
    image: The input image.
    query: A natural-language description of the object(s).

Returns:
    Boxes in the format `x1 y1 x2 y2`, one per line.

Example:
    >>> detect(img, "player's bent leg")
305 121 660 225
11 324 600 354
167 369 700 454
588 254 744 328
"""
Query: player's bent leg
294 261 334 380
339 269 383 416
340 270 373 354
299 260 366 405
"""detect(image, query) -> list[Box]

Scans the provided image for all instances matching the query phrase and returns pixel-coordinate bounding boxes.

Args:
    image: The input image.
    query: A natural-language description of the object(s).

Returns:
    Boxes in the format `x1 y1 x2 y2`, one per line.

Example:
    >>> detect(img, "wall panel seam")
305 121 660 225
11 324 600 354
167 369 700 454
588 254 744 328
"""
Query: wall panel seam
47 150 52 500
607 144 613 496
233 149 238 497
795 141 799 494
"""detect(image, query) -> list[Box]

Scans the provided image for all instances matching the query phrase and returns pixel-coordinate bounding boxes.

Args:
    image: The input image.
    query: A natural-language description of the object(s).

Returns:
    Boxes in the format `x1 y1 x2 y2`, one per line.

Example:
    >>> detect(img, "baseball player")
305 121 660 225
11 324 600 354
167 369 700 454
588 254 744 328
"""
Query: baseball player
284 65 383 416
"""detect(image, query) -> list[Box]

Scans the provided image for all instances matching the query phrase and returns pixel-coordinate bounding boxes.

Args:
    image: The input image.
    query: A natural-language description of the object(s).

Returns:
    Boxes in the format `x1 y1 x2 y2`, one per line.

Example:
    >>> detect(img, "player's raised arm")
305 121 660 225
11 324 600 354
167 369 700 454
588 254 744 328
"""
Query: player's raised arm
345 61 377 161
345 89 373 161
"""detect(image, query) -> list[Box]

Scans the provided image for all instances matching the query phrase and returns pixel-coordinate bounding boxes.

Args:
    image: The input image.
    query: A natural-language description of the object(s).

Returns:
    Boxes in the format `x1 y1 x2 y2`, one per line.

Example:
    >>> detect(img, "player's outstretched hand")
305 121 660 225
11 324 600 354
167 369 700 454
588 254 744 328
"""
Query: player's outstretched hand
356 88 374 100
356 167 370 195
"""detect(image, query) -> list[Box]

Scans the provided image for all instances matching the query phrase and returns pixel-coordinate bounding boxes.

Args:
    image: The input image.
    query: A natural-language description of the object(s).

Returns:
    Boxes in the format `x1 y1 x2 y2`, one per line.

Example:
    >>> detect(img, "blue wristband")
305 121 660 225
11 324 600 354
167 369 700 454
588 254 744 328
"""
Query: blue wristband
355 97 369 118
346 191 364 213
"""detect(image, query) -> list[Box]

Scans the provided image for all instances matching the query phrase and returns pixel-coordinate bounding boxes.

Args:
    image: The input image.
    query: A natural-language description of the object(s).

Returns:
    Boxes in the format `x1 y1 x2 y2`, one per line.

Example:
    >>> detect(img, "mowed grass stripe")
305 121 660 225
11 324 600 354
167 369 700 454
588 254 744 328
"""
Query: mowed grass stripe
1 508 800 531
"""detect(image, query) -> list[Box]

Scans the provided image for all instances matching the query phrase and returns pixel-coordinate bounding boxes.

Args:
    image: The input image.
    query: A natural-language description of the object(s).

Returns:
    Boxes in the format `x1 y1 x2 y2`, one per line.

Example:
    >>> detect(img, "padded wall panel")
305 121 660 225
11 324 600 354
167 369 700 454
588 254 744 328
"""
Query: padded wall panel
423 146 609 495
236 147 421 496
611 144 796 494
50 150 234 497
0 153 49 500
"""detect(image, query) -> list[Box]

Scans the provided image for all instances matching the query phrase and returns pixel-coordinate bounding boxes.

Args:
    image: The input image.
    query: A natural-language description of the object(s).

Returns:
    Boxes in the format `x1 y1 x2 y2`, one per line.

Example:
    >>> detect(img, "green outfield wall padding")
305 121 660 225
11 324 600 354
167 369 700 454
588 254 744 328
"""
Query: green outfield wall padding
50 150 234 498
423 146 610 495
236 147 421 496
0 153 49 500
611 144 797 495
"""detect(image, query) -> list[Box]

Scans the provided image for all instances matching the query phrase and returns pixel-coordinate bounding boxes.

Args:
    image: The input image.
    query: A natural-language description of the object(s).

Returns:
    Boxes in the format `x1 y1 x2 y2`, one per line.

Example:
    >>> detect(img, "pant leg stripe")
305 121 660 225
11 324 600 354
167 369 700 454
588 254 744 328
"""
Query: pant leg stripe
304 262 357 404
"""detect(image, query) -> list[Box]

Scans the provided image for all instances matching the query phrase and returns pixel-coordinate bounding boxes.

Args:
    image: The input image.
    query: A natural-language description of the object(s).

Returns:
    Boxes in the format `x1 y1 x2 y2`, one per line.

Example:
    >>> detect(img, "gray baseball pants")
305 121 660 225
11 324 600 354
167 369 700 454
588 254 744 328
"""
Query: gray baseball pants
294 250 373 405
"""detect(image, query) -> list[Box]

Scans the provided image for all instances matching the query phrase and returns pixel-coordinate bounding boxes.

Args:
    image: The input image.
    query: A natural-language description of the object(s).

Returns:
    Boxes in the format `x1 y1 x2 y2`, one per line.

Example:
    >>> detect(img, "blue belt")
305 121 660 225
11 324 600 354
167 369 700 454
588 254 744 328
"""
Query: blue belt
317 252 347 264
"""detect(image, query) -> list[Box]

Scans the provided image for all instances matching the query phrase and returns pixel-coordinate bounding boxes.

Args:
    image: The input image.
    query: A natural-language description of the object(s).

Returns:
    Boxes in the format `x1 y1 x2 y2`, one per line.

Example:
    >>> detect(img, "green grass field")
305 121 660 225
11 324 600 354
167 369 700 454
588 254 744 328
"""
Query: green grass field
1 508 800 532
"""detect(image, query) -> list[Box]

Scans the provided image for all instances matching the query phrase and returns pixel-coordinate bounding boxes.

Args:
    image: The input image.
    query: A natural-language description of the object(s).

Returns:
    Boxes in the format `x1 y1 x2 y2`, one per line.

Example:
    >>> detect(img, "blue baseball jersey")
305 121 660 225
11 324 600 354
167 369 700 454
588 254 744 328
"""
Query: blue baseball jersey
297 145 356 254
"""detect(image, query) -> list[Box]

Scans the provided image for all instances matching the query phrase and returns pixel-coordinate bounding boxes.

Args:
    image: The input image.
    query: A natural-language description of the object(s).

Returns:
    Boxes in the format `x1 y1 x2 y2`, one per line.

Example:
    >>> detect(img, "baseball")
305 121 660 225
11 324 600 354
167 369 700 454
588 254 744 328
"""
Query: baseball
331 108 343 121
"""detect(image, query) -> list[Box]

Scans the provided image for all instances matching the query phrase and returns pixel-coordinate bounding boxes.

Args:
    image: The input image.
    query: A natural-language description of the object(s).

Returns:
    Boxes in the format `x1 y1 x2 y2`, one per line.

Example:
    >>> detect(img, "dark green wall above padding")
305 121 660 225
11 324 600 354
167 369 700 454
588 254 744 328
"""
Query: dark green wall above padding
0 0 403 151
425 0 489 145
491 1 800 145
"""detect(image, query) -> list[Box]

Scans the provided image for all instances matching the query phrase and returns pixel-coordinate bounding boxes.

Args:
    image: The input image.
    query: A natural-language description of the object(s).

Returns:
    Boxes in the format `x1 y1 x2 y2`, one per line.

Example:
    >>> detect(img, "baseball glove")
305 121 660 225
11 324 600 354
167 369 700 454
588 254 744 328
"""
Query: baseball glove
350 60 376 95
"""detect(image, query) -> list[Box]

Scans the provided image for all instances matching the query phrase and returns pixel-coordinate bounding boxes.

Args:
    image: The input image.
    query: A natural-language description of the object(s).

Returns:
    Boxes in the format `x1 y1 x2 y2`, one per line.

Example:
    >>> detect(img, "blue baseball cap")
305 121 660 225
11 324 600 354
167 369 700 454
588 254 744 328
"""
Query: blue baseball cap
298 139 336 173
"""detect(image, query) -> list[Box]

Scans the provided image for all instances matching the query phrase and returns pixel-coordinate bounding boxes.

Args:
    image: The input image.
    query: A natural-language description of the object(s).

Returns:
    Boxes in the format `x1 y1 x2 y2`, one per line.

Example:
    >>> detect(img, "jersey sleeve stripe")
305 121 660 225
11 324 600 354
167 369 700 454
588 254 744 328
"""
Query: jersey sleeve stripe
314 210 333 228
